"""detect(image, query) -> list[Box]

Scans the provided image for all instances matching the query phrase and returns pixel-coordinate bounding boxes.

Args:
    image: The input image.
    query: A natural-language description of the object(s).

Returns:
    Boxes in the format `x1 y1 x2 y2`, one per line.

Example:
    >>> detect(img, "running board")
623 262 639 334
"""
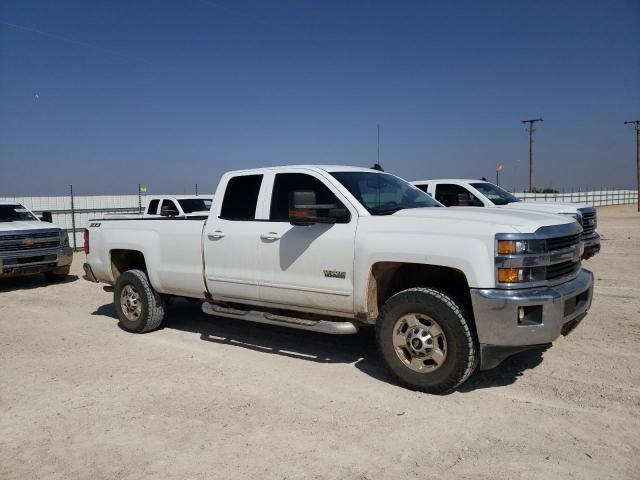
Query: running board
201 303 358 335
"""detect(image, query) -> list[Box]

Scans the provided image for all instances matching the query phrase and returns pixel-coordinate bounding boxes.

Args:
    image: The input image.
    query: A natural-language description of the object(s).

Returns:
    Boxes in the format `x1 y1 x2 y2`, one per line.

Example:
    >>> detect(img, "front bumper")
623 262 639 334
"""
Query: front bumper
582 233 600 260
0 246 73 278
470 269 593 369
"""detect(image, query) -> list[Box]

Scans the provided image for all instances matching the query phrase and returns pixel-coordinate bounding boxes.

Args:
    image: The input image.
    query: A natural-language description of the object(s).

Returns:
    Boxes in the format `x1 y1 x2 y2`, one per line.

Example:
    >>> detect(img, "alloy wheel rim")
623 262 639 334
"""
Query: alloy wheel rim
120 284 142 321
392 313 447 373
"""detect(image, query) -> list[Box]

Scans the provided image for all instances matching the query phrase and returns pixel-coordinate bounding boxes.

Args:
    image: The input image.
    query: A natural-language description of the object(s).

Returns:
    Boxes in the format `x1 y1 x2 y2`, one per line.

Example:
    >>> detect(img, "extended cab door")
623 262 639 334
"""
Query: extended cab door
256 171 357 314
203 174 265 302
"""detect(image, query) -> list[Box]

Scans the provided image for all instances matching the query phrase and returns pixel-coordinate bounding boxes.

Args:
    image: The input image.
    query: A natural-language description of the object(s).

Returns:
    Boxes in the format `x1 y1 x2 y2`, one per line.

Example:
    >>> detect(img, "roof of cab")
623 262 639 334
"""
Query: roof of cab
412 179 489 184
225 165 382 175
0 201 21 206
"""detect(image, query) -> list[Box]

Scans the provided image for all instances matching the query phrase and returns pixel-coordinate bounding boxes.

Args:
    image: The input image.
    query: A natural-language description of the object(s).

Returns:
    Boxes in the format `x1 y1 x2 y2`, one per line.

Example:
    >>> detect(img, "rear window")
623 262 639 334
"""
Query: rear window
178 198 212 213
147 199 159 215
219 175 263 220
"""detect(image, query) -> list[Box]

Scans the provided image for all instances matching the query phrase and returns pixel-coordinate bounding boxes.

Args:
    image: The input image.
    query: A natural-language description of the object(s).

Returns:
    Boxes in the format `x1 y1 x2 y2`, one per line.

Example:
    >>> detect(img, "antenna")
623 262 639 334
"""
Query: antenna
371 124 384 171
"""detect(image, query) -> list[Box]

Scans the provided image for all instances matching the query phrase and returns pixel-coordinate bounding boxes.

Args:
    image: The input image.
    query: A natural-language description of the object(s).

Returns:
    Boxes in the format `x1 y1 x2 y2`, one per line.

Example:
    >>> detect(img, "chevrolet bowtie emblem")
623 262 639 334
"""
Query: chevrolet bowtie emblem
23 238 35 246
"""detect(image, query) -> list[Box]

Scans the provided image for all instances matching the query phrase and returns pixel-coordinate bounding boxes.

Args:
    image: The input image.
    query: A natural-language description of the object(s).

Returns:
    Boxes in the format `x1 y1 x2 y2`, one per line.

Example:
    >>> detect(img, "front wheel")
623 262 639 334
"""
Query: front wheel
375 287 477 394
114 269 165 333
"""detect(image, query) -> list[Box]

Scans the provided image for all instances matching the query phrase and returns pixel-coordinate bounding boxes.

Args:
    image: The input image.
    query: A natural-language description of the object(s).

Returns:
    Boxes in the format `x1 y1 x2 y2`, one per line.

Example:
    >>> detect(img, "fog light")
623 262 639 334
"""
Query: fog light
517 305 543 326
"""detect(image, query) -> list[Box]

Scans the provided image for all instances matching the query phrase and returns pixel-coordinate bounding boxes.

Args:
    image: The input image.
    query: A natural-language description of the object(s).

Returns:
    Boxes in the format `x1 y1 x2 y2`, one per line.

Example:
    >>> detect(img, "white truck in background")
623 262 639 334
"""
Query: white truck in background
105 196 213 219
0 201 73 281
412 179 601 260
83 166 593 394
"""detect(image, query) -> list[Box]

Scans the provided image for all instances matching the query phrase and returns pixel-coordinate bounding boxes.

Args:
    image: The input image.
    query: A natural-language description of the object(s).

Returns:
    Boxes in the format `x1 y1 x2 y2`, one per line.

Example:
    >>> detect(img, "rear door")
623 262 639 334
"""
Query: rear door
256 170 357 314
203 174 265 302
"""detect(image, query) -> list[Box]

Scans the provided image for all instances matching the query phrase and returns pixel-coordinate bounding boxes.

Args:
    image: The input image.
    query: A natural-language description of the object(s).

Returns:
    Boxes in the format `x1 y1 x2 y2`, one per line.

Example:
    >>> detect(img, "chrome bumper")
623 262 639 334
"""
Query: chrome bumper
470 269 593 369
0 246 73 277
582 233 600 260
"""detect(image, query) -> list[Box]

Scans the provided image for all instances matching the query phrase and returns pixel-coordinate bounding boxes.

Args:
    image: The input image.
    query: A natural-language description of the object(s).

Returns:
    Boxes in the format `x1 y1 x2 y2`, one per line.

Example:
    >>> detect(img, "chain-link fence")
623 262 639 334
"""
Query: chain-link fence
512 189 638 206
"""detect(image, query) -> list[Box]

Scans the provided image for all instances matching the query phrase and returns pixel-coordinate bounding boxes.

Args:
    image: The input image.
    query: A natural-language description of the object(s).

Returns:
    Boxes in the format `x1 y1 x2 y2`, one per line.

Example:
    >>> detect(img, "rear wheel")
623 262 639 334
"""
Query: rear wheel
375 287 477 394
114 269 165 333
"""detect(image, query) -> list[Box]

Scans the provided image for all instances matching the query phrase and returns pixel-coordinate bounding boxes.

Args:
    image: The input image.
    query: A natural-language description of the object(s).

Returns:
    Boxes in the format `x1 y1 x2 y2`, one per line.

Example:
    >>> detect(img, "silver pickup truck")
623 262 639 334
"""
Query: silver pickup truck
0 201 73 281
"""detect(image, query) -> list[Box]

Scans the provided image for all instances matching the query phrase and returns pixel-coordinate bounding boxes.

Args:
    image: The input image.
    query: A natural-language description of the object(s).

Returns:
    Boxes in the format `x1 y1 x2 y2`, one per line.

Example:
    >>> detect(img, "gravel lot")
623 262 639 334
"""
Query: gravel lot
1 205 639 480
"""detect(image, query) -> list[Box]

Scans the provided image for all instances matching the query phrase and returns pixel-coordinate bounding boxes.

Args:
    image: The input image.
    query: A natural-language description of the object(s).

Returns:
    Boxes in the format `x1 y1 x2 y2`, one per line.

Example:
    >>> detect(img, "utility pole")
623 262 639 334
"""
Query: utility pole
625 120 640 212
521 118 543 192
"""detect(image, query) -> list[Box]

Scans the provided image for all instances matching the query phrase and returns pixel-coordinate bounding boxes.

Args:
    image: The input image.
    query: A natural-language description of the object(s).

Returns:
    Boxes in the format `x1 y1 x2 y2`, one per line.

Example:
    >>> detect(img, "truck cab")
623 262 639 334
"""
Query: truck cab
144 195 213 217
0 201 73 281
412 179 600 259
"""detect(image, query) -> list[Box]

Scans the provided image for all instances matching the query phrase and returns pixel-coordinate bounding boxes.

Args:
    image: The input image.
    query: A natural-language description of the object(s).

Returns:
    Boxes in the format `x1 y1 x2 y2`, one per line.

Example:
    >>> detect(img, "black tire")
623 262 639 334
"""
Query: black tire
375 287 477 394
44 267 70 282
114 269 165 333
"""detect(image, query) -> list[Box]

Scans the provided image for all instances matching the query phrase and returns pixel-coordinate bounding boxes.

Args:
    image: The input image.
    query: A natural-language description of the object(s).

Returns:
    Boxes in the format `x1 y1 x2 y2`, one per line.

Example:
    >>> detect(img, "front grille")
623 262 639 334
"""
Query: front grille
546 260 580 281
580 211 597 236
0 232 61 253
546 233 581 251
0 231 59 242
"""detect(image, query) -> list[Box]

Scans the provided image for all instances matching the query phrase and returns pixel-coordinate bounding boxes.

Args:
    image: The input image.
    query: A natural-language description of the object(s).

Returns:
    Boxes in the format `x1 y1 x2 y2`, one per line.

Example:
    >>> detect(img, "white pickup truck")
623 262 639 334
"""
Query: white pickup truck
0 201 73 281
83 166 593 393
412 179 601 260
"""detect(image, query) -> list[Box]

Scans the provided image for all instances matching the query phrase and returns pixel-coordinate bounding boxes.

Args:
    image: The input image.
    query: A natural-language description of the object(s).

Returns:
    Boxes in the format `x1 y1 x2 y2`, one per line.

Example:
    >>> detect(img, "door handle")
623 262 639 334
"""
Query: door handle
208 230 225 240
260 232 281 241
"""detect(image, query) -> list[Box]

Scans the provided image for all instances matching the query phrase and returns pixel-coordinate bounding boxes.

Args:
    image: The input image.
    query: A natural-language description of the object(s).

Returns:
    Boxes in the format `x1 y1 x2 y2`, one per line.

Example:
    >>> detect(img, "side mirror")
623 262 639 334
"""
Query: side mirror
40 211 53 223
160 205 179 217
288 190 348 226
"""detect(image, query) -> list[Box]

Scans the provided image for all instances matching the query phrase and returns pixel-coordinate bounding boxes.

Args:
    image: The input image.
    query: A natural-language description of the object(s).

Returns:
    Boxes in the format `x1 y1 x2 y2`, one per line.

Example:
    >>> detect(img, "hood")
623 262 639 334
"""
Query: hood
0 220 63 233
499 201 590 215
392 206 575 233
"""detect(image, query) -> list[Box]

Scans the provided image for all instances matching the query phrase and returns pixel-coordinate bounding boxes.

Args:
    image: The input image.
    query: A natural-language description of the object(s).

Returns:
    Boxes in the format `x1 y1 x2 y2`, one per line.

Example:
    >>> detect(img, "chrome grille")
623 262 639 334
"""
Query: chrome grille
0 231 61 254
580 210 597 236
546 233 581 251
546 260 580 281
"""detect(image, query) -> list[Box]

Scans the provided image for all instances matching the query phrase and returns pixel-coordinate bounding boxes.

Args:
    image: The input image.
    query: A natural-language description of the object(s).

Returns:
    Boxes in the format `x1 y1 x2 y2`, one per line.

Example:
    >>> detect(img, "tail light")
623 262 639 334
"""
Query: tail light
83 229 90 254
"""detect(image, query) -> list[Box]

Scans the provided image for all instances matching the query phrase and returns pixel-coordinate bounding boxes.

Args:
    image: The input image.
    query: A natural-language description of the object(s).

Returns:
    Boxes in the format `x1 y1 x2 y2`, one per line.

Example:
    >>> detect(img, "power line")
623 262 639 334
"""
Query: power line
520 118 543 192
624 120 640 212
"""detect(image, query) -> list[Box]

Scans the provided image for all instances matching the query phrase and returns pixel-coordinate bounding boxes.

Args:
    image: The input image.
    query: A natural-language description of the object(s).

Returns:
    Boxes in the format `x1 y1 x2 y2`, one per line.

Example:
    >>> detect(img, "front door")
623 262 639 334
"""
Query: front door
257 171 357 314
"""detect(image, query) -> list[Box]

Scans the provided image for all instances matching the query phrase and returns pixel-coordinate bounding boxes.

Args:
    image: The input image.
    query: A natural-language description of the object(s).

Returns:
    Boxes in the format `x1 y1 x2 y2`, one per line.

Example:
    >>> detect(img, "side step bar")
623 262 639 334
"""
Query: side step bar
201 303 358 335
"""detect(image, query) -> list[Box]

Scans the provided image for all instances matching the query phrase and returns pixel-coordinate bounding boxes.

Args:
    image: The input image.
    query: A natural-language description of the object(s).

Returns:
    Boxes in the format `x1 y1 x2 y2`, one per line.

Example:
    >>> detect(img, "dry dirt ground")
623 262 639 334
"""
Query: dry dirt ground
1 205 639 480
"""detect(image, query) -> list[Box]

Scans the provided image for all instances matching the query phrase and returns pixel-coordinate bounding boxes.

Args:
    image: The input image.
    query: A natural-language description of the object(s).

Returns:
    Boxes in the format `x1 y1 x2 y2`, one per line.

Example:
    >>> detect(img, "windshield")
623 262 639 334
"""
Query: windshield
177 198 212 213
0 204 37 222
470 182 520 205
331 172 442 215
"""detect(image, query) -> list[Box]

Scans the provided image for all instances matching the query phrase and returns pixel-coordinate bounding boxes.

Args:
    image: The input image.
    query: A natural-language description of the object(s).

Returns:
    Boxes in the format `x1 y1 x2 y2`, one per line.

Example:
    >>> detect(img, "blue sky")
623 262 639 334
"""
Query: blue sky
1 0 639 195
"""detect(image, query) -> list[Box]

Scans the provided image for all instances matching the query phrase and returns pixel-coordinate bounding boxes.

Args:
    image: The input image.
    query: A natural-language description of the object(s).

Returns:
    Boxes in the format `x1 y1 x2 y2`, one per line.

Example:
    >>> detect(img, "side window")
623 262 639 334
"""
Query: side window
160 200 180 216
270 173 348 222
220 174 263 220
435 184 482 207
414 184 431 195
147 199 160 215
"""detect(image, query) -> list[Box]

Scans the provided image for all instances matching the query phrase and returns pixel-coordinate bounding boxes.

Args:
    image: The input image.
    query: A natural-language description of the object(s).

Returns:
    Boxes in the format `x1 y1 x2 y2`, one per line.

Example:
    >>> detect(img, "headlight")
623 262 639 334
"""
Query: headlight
60 231 69 246
496 239 545 255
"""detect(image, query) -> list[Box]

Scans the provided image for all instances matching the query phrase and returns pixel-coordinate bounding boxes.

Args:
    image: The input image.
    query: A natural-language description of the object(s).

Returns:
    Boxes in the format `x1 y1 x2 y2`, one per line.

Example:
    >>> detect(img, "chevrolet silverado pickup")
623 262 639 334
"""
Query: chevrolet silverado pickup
412 179 600 260
83 166 593 393
0 201 73 281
